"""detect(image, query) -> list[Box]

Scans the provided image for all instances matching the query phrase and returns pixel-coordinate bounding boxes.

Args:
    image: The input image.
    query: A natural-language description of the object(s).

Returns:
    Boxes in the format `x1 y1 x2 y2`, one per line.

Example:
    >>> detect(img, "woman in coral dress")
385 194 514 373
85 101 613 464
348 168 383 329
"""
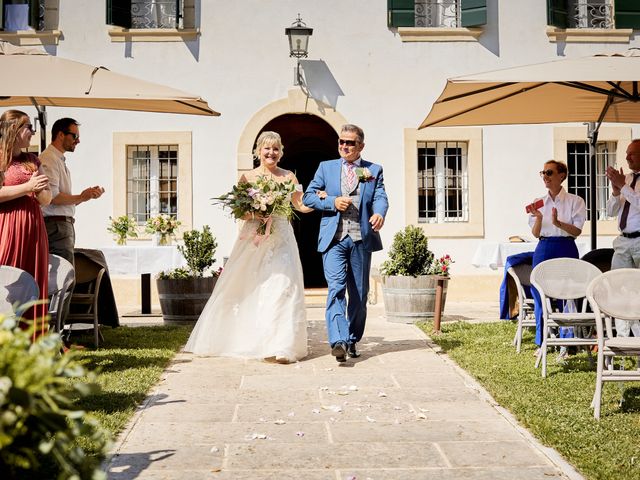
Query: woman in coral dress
0 110 52 338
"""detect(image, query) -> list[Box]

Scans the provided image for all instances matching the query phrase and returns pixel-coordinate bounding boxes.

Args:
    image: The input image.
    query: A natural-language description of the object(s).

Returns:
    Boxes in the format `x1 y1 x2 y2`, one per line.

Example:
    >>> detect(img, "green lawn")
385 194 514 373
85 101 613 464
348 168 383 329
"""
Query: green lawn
72 325 192 449
417 320 640 480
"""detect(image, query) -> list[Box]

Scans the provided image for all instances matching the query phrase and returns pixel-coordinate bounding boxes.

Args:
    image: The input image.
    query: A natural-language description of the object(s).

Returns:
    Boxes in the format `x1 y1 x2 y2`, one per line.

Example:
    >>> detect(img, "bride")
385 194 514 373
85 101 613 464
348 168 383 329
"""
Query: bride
184 131 315 363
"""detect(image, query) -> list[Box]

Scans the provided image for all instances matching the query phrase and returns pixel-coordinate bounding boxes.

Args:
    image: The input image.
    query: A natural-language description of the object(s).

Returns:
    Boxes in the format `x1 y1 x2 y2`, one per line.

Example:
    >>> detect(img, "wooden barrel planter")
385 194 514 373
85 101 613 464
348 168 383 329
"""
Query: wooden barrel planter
156 276 217 326
381 275 448 324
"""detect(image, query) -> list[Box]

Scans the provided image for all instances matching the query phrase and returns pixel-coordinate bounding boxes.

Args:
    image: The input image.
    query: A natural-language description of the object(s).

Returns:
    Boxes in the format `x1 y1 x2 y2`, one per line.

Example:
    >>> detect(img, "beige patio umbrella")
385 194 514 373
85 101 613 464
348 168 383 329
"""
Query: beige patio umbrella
420 49 640 248
0 42 219 149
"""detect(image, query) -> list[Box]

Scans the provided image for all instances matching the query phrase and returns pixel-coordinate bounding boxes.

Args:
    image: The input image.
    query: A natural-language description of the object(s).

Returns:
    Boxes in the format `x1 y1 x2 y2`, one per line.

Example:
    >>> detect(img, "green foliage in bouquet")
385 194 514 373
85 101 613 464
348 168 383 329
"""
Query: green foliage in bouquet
144 214 181 236
106 215 138 244
158 225 218 279
0 316 110 480
380 225 435 277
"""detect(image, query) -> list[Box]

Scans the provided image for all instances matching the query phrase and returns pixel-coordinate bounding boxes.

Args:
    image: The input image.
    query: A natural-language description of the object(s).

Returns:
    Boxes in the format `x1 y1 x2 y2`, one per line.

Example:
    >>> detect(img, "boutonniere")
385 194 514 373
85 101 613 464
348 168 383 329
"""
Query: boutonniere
355 167 374 183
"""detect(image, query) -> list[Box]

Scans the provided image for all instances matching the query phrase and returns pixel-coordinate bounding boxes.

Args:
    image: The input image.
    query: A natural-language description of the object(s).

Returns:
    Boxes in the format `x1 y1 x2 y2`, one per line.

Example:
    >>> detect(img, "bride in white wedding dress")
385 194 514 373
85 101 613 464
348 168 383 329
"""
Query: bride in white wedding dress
184 131 316 363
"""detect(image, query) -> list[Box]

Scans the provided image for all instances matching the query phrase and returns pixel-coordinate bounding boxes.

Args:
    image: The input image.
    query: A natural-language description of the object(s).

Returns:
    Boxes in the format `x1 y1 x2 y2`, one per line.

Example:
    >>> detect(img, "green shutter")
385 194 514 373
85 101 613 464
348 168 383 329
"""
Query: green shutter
0 1 4 31
547 0 568 28
388 0 414 27
460 0 486 27
174 0 181 28
615 0 640 29
107 0 132 28
28 0 40 30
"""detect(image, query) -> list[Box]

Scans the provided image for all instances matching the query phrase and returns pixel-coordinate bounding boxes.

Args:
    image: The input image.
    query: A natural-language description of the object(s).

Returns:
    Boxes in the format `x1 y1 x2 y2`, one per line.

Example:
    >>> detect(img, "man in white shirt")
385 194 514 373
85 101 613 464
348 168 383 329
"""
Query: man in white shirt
605 138 640 337
40 118 104 265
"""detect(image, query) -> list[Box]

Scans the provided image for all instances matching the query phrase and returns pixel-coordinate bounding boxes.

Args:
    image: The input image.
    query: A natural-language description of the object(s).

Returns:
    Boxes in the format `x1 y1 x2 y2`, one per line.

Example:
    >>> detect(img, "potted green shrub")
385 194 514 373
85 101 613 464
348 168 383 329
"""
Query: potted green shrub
156 225 220 325
380 225 453 324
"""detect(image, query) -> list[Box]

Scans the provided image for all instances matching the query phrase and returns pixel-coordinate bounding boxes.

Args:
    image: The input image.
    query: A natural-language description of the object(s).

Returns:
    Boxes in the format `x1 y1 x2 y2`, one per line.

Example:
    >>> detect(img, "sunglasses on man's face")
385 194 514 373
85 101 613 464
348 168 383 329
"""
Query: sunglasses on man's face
339 139 357 147
539 169 556 177
64 131 79 140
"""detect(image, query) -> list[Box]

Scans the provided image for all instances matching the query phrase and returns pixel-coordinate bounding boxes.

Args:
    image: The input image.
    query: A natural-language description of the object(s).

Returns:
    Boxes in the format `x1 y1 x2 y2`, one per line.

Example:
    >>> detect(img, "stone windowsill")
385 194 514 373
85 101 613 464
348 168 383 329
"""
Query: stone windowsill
108 27 199 42
397 27 482 42
0 30 61 46
546 26 632 43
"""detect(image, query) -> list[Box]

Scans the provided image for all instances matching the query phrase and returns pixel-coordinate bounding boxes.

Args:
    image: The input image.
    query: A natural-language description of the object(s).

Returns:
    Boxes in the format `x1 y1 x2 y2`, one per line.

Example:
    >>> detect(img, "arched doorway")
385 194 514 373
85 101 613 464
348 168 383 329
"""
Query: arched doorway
255 114 338 287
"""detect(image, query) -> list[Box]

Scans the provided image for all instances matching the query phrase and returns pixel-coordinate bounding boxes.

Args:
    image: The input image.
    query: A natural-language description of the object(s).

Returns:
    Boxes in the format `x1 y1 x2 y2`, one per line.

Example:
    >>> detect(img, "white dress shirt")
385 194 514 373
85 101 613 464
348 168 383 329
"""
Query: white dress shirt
528 187 586 237
40 144 75 218
606 171 640 234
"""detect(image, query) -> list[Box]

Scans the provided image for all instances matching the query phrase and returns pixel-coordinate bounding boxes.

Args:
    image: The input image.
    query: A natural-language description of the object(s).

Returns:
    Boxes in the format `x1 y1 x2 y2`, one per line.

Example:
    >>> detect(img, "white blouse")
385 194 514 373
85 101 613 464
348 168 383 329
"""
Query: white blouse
528 187 586 237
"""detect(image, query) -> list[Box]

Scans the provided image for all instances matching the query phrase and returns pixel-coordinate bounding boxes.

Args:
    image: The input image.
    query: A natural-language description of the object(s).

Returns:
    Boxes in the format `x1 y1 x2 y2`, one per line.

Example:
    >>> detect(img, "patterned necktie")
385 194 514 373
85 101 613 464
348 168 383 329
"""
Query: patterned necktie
619 173 640 231
346 162 357 192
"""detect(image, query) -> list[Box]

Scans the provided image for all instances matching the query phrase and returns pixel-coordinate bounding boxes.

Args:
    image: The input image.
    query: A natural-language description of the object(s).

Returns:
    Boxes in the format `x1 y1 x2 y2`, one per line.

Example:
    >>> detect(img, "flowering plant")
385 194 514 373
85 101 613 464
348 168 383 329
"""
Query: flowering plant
145 214 181 236
213 175 295 237
107 215 138 245
428 254 454 277
355 167 374 183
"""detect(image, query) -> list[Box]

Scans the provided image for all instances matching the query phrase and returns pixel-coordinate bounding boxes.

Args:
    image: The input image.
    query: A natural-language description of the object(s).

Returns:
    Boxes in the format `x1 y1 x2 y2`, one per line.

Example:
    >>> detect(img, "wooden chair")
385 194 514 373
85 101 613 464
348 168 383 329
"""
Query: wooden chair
586 269 640 419
66 254 105 348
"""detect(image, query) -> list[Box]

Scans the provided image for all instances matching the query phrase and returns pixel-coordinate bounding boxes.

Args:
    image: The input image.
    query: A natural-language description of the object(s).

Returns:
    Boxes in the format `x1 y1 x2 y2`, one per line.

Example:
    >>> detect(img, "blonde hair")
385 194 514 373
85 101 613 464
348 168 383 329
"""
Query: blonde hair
0 109 29 172
253 131 284 162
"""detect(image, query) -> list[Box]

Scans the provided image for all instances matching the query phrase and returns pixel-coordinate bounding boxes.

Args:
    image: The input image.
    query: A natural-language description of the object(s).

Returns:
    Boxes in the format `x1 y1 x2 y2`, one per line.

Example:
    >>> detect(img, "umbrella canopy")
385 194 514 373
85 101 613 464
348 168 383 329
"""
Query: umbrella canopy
420 49 640 128
0 42 218 117
420 49 640 249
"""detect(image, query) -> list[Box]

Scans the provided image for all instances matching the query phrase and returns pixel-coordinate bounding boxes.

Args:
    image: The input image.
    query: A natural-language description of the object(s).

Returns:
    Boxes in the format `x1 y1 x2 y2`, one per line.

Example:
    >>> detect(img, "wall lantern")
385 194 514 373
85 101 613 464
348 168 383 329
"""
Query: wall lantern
285 14 313 58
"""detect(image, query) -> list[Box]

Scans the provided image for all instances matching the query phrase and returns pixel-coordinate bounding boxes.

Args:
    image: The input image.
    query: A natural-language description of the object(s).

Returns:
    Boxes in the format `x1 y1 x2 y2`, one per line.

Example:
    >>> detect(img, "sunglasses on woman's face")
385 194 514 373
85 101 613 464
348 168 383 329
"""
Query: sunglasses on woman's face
23 124 36 134
539 169 556 177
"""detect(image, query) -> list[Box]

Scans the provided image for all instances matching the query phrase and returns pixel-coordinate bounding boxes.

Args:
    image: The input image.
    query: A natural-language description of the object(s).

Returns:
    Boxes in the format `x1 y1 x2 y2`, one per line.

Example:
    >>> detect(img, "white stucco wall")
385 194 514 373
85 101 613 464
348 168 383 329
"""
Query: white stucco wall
16 0 639 282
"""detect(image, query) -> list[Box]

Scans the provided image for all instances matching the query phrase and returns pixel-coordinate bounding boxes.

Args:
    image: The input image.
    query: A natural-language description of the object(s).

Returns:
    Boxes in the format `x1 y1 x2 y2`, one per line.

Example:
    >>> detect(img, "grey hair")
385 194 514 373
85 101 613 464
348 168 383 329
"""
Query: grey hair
341 124 364 143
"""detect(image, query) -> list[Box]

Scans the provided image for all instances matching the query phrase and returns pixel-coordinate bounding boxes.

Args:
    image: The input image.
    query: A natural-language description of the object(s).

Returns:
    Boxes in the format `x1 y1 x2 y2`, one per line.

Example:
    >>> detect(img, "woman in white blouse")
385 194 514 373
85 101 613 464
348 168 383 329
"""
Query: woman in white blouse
528 160 586 348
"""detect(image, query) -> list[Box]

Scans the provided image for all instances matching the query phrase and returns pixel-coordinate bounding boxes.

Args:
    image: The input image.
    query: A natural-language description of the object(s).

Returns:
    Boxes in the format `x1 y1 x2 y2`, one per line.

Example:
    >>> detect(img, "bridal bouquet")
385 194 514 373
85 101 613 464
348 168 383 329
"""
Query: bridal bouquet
213 175 296 237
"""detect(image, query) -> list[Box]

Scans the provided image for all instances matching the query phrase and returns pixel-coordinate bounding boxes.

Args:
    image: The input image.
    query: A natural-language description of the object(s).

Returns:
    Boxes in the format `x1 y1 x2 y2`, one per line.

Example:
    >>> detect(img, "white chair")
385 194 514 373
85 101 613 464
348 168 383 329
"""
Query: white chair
508 262 536 353
530 258 602 377
586 269 640 419
47 254 75 333
0 265 40 319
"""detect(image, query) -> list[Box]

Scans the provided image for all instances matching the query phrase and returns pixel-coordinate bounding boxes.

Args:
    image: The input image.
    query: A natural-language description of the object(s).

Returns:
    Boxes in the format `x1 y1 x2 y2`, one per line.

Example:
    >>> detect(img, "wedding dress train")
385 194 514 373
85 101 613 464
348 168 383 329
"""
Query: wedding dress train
184 216 308 361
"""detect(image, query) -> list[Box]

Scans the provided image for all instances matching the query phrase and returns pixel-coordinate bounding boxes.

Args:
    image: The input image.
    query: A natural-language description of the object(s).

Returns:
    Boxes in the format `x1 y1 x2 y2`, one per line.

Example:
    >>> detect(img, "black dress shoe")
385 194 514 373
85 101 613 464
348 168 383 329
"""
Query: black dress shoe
331 341 347 363
347 343 361 358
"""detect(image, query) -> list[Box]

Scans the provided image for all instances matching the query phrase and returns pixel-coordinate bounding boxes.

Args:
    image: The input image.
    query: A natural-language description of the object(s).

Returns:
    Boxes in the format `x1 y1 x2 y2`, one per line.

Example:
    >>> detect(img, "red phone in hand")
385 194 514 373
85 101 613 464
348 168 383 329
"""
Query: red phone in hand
525 198 544 214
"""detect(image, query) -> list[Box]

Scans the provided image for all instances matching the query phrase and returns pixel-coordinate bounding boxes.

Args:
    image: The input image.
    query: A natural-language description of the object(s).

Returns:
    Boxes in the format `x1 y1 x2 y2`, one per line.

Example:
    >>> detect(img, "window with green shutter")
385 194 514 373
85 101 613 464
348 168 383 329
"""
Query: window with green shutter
615 0 640 29
388 0 415 27
107 0 187 29
547 0 569 27
460 0 486 27
0 0 43 31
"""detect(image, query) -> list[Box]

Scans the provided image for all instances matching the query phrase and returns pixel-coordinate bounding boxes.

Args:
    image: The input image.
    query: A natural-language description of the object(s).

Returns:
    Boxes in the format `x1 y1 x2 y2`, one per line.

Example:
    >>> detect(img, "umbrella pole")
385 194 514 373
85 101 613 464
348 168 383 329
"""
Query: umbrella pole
29 98 46 153
587 122 599 251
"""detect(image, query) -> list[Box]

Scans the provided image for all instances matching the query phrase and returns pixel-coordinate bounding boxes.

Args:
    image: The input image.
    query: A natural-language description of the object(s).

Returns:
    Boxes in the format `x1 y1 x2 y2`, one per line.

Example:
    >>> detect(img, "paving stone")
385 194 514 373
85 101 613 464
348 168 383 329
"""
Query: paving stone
438 440 553 468
241 372 398 390
341 467 567 480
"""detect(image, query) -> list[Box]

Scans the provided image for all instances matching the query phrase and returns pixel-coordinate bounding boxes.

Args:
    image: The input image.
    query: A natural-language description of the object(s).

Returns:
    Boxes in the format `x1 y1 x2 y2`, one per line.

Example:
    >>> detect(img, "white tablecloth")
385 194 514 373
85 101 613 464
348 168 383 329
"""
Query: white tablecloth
472 241 590 270
100 246 186 276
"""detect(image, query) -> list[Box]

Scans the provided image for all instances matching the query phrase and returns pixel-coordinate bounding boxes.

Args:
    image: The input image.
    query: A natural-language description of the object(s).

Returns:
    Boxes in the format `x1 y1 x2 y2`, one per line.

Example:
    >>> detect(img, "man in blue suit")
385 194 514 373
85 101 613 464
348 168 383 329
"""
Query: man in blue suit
303 124 389 363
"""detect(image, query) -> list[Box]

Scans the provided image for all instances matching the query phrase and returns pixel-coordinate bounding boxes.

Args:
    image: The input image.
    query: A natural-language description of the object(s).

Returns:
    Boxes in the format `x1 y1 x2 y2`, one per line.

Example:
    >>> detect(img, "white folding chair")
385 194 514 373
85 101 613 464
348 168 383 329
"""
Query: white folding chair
48 254 75 333
508 262 536 353
530 258 602 377
0 265 40 319
586 269 640 419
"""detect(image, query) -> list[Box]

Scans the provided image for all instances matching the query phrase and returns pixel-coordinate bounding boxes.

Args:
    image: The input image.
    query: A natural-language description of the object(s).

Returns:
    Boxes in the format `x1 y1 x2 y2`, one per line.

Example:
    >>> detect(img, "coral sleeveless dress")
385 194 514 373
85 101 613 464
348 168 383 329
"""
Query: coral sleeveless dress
0 153 49 337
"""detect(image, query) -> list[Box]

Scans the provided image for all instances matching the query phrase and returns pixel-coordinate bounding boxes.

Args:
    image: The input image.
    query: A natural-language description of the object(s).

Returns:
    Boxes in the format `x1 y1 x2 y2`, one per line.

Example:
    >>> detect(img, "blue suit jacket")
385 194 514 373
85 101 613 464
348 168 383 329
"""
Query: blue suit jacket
303 158 389 253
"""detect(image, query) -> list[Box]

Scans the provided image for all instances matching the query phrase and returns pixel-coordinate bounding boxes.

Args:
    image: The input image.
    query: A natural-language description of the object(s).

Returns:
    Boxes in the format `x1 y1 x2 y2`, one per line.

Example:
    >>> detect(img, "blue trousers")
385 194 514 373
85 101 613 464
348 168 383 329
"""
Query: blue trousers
322 236 371 347
532 236 578 346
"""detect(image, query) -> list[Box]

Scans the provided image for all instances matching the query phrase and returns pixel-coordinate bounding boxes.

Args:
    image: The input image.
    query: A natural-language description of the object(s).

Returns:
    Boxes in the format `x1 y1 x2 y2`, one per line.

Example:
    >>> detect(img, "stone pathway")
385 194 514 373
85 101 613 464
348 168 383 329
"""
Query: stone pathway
106 304 582 480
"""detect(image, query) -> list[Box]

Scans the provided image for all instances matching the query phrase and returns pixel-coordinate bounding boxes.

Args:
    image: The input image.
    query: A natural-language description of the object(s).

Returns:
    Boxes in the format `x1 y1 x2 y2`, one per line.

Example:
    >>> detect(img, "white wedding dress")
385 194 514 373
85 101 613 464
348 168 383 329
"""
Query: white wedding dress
184 216 308 361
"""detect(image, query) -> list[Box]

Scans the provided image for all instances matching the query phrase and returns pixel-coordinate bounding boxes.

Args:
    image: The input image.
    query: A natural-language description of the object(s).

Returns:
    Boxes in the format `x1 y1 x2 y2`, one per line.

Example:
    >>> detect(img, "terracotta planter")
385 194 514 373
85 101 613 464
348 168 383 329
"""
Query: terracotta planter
156 276 217 325
381 275 448 324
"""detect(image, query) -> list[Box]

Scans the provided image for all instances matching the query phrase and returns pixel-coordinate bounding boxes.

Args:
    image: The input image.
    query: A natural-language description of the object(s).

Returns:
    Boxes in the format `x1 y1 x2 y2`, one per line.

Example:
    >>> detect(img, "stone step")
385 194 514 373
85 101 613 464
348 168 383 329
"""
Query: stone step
304 288 327 306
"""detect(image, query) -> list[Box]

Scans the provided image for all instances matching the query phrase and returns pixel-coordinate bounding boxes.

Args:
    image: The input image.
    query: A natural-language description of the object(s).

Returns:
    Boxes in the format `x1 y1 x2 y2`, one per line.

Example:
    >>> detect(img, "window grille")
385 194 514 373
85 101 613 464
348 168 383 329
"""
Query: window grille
127 144 179 224
132 0 181 29
569 0 613 29
566 141 616 221
415 0 460 27
417 141 468 223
